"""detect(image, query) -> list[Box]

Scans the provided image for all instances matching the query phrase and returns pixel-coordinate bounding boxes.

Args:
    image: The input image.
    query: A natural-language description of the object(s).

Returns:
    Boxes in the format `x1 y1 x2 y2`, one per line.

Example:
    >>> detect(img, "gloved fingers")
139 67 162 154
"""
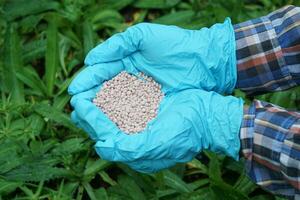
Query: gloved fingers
71 88 121 141
68 61 124 95
93 96 200 162
94 133 150 162
84 24 145 66
125 159 177 174
70 86 100 107
71 111 99 141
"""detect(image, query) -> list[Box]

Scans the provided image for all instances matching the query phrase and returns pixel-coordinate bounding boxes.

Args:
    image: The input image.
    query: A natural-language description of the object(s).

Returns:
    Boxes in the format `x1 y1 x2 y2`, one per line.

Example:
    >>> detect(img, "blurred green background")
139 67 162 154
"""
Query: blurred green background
0 0 300 199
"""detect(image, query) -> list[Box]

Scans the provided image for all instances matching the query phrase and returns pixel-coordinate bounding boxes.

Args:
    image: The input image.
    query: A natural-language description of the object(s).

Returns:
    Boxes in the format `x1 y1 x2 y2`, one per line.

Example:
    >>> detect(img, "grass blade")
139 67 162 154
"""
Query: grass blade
82 182 97 200
33 103 78 132
16 66 47 96
0 179 21 196
45 15 59 96
3 23 24 103
83 20 95 56
3 0 60 21
163 170 192 193
134 0 181 9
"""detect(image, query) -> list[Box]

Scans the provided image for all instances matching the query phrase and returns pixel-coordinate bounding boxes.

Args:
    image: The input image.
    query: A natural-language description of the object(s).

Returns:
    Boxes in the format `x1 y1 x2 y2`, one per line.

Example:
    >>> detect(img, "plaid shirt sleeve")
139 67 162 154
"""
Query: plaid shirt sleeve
234 5 300 96
241 100 300 199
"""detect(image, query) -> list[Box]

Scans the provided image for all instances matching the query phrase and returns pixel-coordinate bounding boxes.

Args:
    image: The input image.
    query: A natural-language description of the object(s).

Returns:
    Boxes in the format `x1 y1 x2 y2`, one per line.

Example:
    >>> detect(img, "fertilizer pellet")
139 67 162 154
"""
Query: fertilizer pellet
93 71 164 134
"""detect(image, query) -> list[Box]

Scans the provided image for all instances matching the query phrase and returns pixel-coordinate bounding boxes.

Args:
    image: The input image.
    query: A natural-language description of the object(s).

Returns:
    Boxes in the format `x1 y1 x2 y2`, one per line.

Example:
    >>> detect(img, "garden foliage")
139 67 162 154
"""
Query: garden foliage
0 0 299 199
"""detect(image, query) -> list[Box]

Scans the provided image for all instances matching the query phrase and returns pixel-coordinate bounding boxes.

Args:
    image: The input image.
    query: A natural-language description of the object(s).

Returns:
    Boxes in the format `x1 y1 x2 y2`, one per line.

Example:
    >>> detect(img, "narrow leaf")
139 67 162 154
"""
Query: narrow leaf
83 182 98 200
118 175 146 200
45 15 59 96
163 170 192 193
3 23 24 103
84 159 111 177
3 0 60 21
83 20 95 56
33 103 78 131
134 0 181 9
0 179 21 195
16 66 47 96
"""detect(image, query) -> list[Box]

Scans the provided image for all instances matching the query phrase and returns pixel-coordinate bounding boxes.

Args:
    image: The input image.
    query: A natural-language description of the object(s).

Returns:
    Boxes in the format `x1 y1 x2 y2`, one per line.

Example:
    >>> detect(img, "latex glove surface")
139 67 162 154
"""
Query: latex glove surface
70 86 243 173
68 18 237 96
68 19 242 173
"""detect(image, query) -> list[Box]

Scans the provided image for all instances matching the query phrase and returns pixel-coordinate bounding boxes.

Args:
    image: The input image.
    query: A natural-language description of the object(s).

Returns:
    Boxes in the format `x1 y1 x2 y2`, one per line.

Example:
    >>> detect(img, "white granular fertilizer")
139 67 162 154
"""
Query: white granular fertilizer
93 71 164 134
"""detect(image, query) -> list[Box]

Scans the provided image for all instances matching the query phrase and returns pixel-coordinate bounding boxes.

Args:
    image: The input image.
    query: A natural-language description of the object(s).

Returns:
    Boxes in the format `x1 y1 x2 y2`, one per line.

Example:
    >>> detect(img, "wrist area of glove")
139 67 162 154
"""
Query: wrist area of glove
195 17 237 94
199 92 244 160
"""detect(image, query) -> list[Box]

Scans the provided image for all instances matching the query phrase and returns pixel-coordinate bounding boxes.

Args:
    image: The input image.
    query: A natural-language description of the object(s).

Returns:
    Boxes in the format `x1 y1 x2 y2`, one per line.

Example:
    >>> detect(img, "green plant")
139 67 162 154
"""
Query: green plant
0 0 299 199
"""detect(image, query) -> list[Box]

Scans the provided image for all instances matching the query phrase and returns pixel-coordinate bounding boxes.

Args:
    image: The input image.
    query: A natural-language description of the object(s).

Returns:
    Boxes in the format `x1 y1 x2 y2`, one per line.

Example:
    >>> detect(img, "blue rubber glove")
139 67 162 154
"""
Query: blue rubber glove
70 85 243 173
68 19 243 173
68 18 237 96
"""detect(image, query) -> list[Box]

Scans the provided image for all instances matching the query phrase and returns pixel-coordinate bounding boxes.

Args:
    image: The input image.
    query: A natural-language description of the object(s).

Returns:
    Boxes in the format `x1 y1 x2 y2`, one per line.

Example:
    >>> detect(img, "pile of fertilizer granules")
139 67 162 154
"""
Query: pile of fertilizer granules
93 71 164 134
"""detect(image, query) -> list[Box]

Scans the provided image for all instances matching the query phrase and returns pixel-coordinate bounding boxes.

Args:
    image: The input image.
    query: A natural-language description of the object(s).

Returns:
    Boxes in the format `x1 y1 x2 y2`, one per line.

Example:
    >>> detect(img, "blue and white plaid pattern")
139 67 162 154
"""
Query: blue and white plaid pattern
241 100 300 199
234 5 300 96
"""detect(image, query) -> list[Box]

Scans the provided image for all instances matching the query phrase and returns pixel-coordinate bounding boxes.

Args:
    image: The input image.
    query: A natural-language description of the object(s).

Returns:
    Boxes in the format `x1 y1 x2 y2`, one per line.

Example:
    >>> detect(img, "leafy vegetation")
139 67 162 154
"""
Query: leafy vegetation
0 0 299 199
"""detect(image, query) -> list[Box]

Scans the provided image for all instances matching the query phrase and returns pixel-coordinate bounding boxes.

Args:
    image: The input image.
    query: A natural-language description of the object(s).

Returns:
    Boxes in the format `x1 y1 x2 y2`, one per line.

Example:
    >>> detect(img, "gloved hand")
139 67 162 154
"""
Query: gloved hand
68 19 242 173
69 85 243 173
68 18 237 97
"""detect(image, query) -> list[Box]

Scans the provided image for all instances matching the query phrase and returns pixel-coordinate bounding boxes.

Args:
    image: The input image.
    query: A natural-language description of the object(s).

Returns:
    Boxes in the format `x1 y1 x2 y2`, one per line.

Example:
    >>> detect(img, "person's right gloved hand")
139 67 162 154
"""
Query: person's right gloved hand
68 18 237 97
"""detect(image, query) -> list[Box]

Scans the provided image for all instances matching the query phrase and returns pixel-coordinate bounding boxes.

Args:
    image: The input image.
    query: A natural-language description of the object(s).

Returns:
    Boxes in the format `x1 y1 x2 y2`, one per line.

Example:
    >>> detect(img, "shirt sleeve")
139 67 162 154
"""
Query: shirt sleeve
234 5 300 96
240 100 300 199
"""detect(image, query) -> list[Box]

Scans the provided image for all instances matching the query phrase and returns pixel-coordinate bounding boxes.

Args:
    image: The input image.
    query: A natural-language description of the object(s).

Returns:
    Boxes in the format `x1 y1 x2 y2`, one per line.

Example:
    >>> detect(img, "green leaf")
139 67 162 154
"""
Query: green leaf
83 182 98 200
156 189 177 198
59 181 79 197
52 138 88 156
83 159 111 178
0 139 22 174
117 163 156 193
117 175 146 200
91 9 124 25
134 0 181 9
83 20 95 56
269 90 297 108
19 14 45 33
3 161 71 182
3 0 60 21
208 155 222 183
29 140 44 155
188 179 209 190
33 103 78 131
45 15 59 96
163 170 192 193
27 114 45 137
250 195 274 200
22 39 47 63
3 23 24 103
99 0 134 10
187 159 208 174
53 94 71 110
16 66 48 96
99 171 117 186
94 188 108 200
0 179 21 195
233 173 257 195
187 187 211 199
56 77 73 96
153 10 195 25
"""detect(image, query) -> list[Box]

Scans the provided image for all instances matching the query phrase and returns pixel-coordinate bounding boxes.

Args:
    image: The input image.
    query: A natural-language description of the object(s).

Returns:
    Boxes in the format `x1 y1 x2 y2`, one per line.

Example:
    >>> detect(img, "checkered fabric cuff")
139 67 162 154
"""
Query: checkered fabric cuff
240 100 300 199
234 5 300 96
